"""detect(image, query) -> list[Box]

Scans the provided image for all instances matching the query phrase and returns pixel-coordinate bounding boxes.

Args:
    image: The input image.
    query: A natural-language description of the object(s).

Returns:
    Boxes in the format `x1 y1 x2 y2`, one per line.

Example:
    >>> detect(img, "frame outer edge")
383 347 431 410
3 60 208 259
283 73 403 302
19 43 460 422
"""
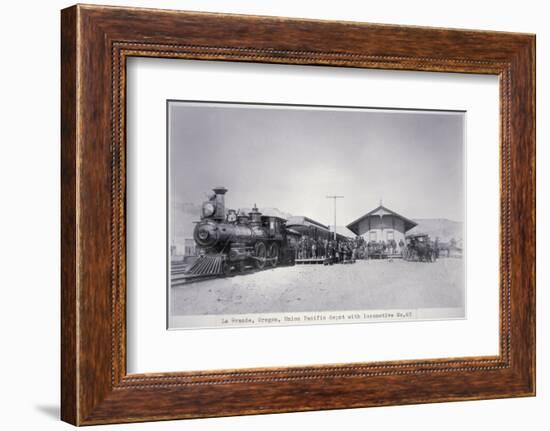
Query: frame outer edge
531 34 536 396
61 5 79 426
526 34 536 396
61 4 536 424
506 35 536 396
523 34 536 395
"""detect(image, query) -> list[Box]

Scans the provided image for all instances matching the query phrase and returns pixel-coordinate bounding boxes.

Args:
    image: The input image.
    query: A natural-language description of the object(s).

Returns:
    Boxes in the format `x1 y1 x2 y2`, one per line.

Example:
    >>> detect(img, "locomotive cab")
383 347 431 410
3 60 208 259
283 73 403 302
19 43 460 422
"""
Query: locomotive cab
266 216 282 237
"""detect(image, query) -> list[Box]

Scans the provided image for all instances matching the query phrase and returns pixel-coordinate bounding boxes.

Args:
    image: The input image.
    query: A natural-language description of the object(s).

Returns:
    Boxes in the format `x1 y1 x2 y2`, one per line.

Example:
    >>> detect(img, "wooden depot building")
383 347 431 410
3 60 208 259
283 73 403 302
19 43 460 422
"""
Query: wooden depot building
346 204 417 246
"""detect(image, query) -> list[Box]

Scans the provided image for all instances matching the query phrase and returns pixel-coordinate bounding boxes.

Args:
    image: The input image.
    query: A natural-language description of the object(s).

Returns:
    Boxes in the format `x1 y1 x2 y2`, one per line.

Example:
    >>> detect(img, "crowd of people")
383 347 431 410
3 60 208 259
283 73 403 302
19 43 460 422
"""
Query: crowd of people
295 237 356 263
355 238 405 259
295 236 413 262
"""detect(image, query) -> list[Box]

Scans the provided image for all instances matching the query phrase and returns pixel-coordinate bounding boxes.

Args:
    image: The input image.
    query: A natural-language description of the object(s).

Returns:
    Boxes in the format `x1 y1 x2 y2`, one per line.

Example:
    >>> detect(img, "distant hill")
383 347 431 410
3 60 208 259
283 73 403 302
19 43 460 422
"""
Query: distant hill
334 220 463 241
238 207 293 220
171 204 463 250
409 218 463 242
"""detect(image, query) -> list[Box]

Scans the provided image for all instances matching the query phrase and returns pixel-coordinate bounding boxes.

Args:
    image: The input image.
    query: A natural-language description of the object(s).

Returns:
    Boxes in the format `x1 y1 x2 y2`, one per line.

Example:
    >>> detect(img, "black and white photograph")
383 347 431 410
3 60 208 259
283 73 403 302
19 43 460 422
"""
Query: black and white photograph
168 100 466 329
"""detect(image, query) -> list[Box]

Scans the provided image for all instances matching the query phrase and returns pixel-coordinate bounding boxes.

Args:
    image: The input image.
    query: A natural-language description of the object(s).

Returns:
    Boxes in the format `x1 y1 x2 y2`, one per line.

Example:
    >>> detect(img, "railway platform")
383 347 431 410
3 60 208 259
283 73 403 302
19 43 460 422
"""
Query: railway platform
295 258 325 265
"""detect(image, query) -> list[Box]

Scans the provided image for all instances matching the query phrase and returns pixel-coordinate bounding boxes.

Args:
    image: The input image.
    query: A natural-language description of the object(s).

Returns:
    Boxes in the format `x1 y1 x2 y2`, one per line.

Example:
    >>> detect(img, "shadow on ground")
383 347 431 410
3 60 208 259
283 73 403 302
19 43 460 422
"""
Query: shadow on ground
35 404 59 420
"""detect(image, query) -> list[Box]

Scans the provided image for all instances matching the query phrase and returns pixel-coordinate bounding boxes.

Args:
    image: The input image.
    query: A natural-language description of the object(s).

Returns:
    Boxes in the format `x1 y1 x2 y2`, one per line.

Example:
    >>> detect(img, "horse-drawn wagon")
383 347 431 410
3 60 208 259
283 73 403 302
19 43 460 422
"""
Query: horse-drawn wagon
403 233 437 262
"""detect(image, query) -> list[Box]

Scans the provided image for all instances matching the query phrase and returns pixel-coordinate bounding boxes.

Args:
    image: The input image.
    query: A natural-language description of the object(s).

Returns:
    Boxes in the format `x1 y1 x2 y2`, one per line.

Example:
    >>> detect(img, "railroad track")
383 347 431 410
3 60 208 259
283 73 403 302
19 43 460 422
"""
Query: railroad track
170 254 292 286
171 273 220 287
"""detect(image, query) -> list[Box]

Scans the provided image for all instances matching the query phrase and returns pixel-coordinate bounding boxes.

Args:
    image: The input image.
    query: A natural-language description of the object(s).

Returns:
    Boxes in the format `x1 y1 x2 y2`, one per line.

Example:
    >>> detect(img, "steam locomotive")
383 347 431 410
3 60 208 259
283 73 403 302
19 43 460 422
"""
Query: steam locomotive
186 187 297 277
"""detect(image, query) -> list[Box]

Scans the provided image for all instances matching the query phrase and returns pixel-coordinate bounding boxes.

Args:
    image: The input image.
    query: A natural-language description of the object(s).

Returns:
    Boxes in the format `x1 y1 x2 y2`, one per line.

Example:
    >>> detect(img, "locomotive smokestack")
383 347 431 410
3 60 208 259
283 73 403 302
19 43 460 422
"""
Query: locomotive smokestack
212 186 228 220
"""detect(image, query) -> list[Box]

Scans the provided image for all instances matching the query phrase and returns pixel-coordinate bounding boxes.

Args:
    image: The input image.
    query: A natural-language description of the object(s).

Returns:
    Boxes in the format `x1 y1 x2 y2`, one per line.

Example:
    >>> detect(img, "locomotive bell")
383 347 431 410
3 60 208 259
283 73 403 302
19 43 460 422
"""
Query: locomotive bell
237 210 249 225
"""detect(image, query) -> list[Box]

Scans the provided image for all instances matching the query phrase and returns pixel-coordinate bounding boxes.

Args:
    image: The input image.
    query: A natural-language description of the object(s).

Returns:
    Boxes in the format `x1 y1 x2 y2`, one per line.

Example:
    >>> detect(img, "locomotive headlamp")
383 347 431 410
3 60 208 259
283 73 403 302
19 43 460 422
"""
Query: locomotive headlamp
202 202 215 217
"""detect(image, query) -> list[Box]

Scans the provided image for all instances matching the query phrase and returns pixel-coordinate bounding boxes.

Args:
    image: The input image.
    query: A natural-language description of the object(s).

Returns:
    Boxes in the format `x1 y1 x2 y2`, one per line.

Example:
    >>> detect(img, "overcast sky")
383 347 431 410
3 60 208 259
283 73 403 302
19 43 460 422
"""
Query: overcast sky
169 101 465 226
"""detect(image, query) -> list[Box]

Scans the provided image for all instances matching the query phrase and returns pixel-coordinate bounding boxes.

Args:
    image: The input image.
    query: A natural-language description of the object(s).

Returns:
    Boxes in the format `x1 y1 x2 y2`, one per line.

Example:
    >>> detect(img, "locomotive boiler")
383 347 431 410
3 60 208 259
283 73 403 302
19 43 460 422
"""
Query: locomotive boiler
186 187 296 278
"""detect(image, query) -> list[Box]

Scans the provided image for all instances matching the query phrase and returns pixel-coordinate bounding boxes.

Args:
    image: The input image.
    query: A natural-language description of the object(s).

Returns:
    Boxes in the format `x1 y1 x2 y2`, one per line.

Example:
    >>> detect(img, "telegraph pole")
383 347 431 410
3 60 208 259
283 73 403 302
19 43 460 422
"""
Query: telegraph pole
326 195 344 240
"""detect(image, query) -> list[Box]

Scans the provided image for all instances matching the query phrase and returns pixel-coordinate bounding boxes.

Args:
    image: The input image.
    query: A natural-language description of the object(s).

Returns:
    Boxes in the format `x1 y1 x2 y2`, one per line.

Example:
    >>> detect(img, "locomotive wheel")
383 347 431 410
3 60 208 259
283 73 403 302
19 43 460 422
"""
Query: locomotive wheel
222 261 232 277
237 260 246 272
254 242 267 269
268 243 279 268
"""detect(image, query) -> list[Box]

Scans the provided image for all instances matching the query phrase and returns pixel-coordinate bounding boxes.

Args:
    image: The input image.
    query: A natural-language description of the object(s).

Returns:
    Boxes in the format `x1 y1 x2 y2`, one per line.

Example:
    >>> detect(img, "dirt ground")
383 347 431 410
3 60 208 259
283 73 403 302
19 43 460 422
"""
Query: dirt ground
170 258 465 316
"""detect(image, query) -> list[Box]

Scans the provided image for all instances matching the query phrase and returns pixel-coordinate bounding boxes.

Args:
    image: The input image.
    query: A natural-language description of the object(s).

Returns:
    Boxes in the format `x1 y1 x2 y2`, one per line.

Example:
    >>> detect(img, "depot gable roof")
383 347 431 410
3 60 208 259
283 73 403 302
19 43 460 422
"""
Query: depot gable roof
346 205 418 235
